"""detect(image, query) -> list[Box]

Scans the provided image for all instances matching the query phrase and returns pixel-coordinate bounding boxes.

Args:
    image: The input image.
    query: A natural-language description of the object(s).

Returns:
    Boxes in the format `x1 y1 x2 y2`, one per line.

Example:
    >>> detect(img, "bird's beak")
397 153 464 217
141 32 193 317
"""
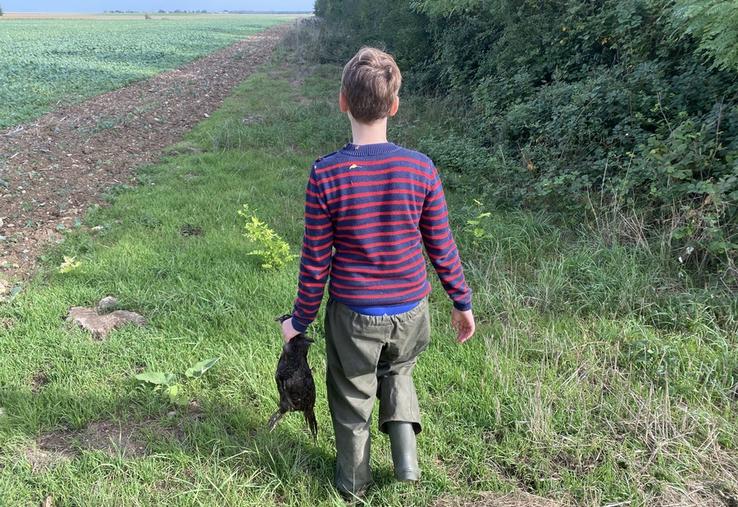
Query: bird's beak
306 337 315 344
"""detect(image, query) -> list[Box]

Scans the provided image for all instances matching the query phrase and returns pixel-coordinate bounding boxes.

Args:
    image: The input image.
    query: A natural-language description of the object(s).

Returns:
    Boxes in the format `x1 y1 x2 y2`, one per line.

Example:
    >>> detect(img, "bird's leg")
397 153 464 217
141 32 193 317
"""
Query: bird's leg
268 409 287 432
304 409 318 440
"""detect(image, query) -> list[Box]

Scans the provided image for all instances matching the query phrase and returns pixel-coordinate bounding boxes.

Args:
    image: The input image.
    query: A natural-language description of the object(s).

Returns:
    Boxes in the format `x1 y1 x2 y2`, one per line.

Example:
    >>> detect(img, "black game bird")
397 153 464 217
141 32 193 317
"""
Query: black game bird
268 315 317 439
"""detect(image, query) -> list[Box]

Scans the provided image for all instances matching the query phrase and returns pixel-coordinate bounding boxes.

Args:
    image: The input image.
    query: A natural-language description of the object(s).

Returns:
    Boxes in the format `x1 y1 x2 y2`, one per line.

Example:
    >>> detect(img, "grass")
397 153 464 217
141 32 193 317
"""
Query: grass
0 39 737 506
0 13 298 129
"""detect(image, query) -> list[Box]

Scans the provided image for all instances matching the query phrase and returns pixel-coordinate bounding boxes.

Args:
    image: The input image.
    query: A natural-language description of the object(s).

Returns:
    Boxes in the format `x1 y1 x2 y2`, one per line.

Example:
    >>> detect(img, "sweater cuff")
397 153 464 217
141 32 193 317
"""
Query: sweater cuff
291 314 310 333
453 300 472 312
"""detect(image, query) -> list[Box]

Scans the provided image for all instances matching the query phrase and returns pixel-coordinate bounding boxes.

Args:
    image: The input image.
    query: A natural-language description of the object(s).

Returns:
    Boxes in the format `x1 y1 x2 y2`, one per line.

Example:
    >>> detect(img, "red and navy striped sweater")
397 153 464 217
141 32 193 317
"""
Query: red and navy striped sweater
291 142 472 332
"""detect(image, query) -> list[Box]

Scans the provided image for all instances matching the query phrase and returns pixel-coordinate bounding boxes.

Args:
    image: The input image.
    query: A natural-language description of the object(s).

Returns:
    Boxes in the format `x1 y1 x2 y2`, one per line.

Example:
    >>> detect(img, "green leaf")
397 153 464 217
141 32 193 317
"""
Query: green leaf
165 384 187 405
135 372 177 386
59 255 81 274
185 357 220 378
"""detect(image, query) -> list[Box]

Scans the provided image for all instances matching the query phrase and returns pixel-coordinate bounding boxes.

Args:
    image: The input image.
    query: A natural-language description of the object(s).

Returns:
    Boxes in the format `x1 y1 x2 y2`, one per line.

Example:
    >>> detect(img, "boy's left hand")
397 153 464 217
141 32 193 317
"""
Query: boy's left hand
281 317 300 343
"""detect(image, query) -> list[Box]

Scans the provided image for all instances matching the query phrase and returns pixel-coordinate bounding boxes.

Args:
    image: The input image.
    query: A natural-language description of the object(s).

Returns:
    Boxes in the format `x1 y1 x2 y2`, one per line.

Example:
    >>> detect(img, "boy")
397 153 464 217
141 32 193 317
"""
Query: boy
280 47 475 498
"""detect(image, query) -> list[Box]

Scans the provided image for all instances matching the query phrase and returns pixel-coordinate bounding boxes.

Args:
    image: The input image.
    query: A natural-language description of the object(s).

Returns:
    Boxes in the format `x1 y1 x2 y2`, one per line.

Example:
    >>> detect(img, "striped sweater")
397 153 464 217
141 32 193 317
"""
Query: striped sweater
291 142 472 332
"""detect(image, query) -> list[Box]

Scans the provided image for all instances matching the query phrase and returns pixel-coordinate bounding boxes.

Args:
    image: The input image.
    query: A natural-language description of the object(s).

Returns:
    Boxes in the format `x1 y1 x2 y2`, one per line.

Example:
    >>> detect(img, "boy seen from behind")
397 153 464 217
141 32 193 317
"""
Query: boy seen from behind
281 47 475 498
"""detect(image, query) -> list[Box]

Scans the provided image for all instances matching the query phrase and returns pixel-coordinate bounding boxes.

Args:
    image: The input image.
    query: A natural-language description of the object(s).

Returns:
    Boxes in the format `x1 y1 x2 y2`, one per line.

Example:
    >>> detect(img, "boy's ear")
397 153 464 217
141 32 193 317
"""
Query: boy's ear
389 96 400 117
339 91 349 113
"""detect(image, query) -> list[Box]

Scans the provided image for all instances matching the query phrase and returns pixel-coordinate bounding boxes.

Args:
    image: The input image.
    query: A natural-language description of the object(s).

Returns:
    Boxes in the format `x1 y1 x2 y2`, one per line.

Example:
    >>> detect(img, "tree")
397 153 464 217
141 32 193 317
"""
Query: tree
673 0 738 72
0 5 4 16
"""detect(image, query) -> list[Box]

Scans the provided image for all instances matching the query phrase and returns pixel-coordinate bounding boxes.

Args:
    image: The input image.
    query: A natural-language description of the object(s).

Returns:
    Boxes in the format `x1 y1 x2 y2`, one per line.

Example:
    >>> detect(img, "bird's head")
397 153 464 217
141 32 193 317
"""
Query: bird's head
284 334 314 356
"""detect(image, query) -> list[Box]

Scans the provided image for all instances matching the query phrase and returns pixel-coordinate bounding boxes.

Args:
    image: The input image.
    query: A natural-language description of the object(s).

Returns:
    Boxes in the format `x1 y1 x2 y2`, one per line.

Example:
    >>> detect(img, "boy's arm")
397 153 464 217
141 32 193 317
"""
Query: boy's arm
290 165 334 333
420 164 472 311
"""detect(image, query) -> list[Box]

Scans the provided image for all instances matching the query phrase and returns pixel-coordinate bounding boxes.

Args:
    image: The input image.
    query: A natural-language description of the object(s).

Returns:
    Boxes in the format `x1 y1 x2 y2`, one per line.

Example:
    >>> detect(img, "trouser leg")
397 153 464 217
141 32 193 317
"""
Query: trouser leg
324 300 387 496
378 373 421 433
325 355 375 495
377 299 431 435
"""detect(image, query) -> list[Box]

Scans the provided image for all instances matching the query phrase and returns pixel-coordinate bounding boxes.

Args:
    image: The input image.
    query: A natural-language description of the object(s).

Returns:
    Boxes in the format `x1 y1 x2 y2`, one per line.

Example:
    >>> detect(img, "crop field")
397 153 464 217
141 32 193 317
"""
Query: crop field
0 14 298 129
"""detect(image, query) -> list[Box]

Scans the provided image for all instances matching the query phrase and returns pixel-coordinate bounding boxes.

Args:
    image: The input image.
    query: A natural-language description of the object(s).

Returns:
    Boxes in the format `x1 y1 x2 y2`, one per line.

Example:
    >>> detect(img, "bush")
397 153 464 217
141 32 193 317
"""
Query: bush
312 0 738 273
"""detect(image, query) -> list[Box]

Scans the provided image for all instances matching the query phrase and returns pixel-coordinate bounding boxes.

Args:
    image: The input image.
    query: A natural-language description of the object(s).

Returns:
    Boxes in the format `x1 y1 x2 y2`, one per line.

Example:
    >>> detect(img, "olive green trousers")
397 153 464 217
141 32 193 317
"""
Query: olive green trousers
324 297 430 496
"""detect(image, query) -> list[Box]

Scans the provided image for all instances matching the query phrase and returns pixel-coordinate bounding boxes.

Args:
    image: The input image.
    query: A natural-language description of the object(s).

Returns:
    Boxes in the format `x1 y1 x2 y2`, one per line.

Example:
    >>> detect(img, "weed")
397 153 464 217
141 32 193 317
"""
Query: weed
239 204 297 270
136 358 219 405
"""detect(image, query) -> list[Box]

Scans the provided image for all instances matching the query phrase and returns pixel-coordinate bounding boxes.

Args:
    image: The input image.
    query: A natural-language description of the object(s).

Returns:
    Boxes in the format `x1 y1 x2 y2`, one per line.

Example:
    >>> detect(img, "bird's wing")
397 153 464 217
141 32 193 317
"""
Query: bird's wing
278 377 295 409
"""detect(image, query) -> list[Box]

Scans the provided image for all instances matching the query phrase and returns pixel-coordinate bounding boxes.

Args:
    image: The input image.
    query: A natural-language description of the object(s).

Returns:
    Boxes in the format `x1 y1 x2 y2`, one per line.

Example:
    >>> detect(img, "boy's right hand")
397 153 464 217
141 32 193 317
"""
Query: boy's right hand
281 317 300 343
451 308 475 343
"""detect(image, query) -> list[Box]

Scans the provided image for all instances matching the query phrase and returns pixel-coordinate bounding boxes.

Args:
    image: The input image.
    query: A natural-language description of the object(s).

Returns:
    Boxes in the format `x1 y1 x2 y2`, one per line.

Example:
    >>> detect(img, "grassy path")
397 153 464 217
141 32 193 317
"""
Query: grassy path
0 47 736 506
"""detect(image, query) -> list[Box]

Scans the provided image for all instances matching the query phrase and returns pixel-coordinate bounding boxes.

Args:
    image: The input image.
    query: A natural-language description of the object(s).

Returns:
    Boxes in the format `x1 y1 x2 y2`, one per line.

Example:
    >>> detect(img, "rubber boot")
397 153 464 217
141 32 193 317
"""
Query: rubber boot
387 421 420 482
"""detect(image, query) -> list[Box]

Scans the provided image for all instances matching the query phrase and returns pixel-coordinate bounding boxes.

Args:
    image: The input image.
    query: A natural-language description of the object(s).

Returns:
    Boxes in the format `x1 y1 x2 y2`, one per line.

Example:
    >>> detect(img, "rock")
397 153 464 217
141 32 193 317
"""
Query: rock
96 296 119 314
67 305 146 340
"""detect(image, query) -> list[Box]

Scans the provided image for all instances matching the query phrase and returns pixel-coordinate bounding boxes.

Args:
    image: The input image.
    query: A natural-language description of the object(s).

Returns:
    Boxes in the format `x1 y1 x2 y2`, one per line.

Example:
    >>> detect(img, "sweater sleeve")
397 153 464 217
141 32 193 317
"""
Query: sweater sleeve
419 164 472 311
291 165 334 332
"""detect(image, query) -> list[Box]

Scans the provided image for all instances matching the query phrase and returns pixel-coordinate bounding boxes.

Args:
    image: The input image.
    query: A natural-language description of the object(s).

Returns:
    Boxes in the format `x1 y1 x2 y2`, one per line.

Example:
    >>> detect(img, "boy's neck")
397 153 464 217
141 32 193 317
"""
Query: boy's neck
350 116 389 146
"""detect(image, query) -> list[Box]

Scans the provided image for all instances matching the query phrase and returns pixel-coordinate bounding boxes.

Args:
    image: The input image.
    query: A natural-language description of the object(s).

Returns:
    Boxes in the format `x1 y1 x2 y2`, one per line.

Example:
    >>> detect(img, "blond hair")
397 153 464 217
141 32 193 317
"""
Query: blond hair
341 47 402 123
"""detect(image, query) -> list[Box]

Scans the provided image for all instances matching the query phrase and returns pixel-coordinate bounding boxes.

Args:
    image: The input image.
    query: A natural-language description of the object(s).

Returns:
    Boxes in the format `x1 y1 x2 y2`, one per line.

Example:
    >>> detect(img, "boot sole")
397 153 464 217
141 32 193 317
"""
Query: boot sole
395 469 421 482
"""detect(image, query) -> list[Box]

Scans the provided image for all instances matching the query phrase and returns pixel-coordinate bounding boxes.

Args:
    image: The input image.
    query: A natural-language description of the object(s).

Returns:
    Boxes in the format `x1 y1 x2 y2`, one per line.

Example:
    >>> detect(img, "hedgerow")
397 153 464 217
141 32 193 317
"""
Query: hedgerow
312 0 738 273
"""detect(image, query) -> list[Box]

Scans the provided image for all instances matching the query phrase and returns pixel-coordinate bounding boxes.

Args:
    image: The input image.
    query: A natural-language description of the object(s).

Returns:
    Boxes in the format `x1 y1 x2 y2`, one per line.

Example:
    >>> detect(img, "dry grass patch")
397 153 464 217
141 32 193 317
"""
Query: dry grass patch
434 491 562 507
21 414 202 473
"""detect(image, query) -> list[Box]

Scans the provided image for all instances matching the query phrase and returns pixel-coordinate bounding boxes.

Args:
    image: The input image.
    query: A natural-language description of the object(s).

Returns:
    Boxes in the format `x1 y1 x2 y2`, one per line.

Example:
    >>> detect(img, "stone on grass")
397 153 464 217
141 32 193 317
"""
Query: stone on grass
67 297 146 340
96 296 119 314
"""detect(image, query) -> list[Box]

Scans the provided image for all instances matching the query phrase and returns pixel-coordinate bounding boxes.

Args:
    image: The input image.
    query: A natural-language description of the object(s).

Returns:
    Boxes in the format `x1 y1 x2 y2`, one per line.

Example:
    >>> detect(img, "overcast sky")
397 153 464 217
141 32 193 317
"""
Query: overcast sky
2 1 313 12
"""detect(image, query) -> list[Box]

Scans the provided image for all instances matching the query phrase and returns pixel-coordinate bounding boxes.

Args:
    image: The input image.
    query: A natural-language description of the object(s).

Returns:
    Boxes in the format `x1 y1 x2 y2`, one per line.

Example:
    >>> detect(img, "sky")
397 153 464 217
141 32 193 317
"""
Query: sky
2 1 313 12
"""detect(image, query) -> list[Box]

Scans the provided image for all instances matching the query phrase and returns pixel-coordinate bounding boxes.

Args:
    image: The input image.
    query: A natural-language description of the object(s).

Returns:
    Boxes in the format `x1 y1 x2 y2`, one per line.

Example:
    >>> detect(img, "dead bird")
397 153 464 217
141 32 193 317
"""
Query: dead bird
268 314 318 439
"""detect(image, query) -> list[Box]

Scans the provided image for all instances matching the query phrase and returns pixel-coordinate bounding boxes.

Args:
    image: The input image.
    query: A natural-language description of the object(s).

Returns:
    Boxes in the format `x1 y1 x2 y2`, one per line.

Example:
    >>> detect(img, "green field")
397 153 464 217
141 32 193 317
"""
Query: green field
0 14 296 129
0 34 736 505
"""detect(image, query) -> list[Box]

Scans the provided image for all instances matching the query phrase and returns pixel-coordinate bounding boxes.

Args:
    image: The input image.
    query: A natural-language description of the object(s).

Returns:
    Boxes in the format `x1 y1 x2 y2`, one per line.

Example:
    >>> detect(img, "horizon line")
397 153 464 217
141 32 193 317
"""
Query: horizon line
2 10 313 14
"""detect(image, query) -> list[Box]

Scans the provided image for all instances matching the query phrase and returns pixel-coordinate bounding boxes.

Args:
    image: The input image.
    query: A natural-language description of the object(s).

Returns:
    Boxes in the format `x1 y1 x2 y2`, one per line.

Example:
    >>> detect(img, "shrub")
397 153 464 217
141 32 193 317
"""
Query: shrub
238 205 296 270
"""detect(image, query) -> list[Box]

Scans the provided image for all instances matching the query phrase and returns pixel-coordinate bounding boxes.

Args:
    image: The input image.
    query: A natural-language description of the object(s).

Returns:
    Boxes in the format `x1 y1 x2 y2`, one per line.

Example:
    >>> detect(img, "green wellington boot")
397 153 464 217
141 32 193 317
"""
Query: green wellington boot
387 422 421 482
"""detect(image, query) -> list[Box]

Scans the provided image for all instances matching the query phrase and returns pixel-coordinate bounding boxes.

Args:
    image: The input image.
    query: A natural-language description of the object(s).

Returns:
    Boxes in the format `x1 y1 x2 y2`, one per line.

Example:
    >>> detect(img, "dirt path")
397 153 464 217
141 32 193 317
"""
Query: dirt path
0 23 290 283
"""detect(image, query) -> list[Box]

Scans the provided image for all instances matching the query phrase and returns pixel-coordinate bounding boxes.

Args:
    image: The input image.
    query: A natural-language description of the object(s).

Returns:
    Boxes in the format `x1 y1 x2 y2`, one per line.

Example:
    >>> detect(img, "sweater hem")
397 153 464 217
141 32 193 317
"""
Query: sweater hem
328 284 431 311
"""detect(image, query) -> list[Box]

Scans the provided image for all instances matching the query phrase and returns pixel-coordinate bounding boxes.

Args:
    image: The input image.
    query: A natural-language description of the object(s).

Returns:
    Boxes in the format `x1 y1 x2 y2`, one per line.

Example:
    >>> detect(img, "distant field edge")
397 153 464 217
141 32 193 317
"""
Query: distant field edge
1 12 311 19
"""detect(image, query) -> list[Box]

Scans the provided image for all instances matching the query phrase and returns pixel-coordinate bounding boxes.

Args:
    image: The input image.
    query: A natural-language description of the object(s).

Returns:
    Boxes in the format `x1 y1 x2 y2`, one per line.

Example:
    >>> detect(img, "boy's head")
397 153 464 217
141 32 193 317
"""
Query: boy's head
340 47 402 124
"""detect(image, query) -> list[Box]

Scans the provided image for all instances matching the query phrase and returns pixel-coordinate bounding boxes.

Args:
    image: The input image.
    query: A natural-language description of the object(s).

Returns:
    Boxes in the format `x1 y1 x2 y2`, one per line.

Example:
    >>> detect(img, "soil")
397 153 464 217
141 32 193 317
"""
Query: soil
30 370 50 393
24 411 203 472
0 23 290 282
433 492 561 507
